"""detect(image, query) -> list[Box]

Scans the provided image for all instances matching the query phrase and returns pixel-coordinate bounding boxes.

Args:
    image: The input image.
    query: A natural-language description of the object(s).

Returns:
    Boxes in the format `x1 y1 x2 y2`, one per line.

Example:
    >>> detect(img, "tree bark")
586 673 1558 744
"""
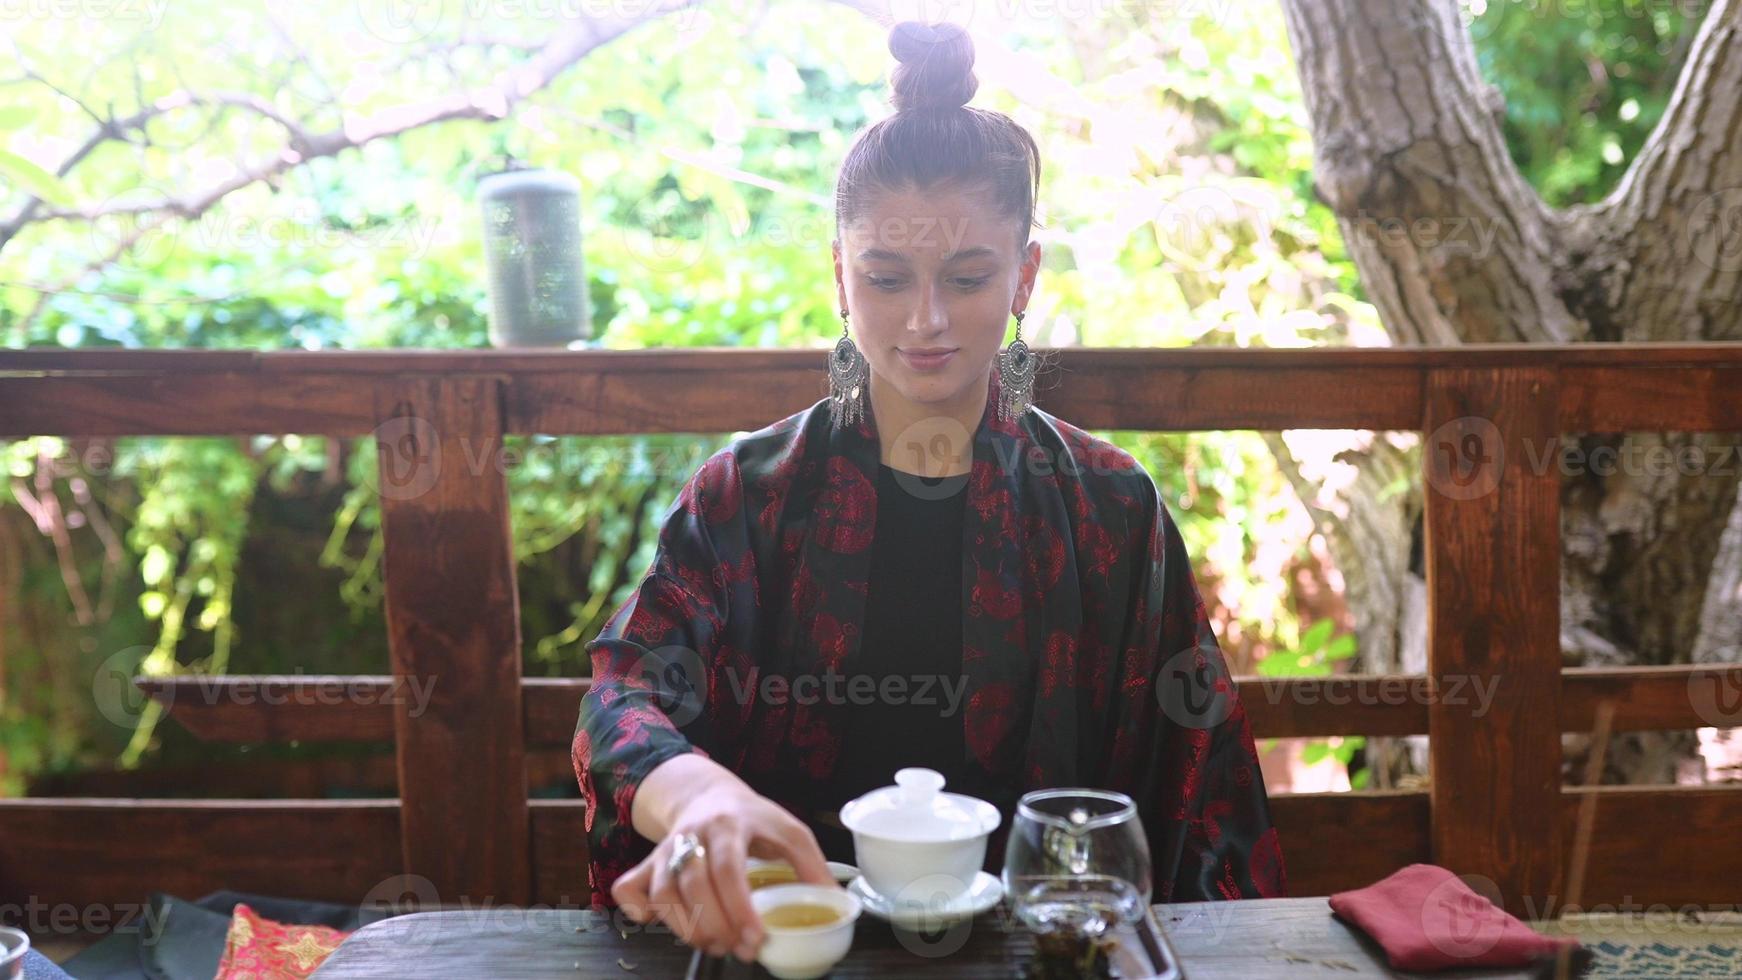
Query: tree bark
1278 0 1742 783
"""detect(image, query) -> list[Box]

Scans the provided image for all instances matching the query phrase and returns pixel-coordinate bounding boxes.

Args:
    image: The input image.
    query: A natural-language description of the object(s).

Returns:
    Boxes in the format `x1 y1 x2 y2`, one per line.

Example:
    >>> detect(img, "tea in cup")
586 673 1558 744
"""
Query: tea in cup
751 883 861 979
746 859 862 891
746 859 801 890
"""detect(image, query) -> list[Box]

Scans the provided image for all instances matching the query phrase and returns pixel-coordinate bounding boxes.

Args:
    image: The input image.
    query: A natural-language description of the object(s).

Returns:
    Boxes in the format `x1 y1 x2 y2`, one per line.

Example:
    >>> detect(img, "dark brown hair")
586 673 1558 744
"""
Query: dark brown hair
835 21 1044 252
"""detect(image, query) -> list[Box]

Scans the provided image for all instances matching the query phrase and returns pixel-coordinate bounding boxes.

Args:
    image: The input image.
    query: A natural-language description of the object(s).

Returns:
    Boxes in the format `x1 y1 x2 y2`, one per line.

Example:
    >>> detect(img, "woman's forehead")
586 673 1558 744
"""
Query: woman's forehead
841 191 1012 261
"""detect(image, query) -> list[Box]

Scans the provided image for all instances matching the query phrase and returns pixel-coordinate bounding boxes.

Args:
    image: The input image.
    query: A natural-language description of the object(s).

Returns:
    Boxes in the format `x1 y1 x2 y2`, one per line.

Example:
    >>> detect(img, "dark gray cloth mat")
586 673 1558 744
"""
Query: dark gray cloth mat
23 948 75 980
59 890 392 980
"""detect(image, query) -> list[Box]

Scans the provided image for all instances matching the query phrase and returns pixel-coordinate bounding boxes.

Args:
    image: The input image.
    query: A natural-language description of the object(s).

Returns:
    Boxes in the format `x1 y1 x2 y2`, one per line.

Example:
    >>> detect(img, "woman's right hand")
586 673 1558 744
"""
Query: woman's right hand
612 778 836 963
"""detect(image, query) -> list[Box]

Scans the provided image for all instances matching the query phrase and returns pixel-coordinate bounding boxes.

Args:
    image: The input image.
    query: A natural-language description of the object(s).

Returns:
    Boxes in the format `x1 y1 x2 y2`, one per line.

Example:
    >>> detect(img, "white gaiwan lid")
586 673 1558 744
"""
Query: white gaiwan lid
839 767 1002 842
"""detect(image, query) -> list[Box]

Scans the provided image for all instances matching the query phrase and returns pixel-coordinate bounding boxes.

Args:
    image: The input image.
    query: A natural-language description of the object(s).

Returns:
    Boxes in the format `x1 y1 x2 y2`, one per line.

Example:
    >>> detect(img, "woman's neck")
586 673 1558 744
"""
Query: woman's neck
868 369 988 478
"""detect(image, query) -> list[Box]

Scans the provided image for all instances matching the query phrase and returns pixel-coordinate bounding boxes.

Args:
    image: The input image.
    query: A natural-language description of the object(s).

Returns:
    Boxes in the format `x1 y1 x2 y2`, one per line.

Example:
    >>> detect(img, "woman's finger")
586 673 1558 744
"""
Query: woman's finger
645 841 697 945
704 830 761 961
672 836 736 958
611 856 654 923
751 818 835 886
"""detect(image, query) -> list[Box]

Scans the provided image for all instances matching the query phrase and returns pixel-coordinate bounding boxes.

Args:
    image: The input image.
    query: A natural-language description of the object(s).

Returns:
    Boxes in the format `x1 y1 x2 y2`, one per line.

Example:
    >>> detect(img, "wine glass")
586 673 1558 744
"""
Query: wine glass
1002 788 1151 944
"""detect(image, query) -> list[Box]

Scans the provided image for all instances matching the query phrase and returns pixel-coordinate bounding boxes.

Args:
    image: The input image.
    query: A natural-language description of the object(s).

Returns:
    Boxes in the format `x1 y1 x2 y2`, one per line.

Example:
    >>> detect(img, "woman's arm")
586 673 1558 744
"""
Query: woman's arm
572 448 833 963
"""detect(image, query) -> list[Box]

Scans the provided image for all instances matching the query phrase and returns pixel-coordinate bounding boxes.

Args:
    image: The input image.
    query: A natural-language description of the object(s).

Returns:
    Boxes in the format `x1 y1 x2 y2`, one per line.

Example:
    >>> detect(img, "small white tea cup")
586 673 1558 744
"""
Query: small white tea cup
751 883 861 980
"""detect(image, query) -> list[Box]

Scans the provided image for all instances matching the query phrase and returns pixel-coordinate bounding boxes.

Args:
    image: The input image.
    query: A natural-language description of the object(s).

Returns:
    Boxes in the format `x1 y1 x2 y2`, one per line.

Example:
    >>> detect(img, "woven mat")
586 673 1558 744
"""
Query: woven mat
1533 911 1742 978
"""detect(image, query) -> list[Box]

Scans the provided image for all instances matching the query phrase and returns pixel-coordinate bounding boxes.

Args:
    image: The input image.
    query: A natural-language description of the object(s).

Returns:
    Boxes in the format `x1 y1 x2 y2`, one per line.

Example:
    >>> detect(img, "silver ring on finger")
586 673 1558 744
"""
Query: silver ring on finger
666 831 707 879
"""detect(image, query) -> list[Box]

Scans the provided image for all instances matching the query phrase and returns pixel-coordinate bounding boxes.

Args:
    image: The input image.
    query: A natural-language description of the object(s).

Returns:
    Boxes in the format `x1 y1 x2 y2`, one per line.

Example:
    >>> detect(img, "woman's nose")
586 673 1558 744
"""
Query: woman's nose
911 284 949 335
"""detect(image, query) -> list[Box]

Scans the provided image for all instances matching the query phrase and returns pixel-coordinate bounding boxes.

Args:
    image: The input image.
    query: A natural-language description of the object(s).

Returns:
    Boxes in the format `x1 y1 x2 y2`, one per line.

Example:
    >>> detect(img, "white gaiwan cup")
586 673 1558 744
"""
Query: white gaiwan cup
838 767 1002 905
751 883 862 980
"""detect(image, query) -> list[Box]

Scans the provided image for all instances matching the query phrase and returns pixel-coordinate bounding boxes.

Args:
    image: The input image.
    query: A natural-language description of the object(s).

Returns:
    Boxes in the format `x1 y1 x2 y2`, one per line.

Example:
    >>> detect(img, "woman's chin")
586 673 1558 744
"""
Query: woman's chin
891 373 972 405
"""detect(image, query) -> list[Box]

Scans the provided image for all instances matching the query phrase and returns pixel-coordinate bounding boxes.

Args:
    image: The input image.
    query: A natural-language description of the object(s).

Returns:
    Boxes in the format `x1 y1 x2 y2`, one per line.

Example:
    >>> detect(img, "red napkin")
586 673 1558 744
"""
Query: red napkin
1328 864 1585 972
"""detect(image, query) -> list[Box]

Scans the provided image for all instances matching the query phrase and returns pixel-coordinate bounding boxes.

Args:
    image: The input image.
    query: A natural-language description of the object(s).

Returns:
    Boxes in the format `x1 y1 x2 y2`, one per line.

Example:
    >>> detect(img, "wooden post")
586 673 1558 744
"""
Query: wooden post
375 376 530 905
1423 367 1562 917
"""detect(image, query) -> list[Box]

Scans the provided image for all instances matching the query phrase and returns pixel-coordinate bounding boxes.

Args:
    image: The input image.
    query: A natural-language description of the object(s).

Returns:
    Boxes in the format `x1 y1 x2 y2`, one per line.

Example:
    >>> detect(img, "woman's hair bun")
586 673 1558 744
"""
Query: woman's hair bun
887 20 977 112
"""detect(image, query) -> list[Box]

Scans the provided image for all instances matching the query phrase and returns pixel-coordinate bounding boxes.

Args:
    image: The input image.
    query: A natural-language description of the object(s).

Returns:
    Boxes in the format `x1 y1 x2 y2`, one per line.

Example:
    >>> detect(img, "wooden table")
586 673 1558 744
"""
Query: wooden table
311 897 1544 979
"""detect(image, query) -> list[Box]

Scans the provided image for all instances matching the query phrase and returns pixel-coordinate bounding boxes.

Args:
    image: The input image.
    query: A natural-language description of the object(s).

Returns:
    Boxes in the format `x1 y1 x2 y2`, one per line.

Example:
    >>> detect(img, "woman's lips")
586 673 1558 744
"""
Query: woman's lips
898 348 957 371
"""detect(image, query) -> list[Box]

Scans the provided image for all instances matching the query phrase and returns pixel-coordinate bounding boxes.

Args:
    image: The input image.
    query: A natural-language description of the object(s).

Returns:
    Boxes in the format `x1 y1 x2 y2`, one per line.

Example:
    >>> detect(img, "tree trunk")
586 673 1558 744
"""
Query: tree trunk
1277 0 1742 783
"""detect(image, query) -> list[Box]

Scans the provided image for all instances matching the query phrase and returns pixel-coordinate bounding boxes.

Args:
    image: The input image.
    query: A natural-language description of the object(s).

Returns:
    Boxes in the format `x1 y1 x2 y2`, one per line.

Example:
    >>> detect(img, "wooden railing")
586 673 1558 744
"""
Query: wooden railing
3 344 1741 918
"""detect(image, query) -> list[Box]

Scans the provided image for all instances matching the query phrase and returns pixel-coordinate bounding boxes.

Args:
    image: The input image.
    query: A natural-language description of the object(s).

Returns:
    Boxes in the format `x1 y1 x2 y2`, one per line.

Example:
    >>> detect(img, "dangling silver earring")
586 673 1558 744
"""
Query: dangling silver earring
828 307 868 433
997 310 1035 421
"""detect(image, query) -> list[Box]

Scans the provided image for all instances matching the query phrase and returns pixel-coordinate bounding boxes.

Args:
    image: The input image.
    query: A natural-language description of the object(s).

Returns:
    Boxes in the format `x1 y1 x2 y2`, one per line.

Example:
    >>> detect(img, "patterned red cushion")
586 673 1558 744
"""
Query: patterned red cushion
212 902 351 979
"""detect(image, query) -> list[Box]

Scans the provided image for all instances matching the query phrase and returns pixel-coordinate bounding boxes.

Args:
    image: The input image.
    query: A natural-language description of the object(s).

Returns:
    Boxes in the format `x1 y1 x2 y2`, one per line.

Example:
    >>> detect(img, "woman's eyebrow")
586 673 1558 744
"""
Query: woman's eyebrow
856 245 997 263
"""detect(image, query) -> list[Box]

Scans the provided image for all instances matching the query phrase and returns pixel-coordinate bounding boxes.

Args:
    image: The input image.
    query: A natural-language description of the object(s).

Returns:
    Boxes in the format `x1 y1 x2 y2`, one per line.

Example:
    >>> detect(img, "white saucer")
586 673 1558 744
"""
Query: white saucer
848 872 1004 929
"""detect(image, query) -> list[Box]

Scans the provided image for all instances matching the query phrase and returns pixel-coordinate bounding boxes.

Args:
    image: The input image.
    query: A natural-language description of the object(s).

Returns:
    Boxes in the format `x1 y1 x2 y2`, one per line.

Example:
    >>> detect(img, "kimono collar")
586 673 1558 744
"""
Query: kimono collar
824 367 1029 485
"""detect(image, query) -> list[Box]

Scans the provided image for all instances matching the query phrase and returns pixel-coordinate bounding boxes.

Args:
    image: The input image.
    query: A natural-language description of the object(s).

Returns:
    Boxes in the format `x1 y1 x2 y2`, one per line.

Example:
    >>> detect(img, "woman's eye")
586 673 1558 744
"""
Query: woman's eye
865 276 990 291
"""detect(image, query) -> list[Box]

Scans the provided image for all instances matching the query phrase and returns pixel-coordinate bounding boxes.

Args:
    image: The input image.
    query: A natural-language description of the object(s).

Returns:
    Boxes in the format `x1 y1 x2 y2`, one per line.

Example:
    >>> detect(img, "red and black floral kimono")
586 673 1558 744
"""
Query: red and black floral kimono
571 369 1285 908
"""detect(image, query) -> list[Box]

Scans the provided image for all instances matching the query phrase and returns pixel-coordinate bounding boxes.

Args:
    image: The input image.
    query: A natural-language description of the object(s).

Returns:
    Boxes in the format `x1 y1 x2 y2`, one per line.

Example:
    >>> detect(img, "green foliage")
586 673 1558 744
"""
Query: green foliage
0 0 1690 793
1468 0 1708 205
1255 617 1366 785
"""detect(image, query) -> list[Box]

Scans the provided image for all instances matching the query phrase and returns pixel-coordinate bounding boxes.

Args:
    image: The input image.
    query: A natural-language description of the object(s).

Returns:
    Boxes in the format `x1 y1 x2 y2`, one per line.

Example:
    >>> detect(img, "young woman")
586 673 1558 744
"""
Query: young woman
572 20 1285 964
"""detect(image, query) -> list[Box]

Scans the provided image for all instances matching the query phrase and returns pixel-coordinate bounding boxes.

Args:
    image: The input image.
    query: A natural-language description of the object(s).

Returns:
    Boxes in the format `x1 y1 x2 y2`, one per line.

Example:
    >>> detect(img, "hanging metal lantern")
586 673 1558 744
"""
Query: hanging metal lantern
478 167 591 348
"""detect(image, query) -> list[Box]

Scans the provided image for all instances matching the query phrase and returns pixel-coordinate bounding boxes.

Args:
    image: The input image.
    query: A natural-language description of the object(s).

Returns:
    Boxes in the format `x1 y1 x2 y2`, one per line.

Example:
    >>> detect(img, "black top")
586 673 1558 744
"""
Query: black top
814 461 970 864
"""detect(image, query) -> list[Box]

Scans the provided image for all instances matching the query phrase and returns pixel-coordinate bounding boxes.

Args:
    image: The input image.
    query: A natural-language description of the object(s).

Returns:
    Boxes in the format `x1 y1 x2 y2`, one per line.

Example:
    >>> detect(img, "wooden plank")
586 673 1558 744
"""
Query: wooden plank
1036 366 1423 431
134 676 401 742
1555 785 1742 910
11 346 1742 436
29 754 400 798
143 666 1742 748
522 678 590 747
527 800 593 907
12 342 1742 375
0 349 261 373
1561 366 1742 431
2 787 1726 920
1563 664 1742 733
509 368 827 436
1157 898 1539 980
1238 675 1431 737
1424 367 1564 916
0 799 401 910
1265 791 1430 896
0 374 380 436
310 898 1545 979
375 377 529 905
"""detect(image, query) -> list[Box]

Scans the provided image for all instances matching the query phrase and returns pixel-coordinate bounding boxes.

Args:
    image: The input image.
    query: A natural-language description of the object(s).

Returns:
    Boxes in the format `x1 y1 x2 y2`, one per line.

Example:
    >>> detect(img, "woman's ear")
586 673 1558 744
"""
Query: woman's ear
1014 239 1042 309
832 238 849 314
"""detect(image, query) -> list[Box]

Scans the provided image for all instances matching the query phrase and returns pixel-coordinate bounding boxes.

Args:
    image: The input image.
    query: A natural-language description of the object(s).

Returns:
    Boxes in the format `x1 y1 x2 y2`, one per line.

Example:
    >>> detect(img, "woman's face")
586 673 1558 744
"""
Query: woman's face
833 184 1041 411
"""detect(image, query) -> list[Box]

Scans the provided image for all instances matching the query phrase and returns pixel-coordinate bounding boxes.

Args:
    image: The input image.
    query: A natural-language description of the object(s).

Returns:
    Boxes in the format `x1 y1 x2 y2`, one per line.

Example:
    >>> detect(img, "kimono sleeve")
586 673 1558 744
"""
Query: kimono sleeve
571 447 753 907
1108 467 1287 902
